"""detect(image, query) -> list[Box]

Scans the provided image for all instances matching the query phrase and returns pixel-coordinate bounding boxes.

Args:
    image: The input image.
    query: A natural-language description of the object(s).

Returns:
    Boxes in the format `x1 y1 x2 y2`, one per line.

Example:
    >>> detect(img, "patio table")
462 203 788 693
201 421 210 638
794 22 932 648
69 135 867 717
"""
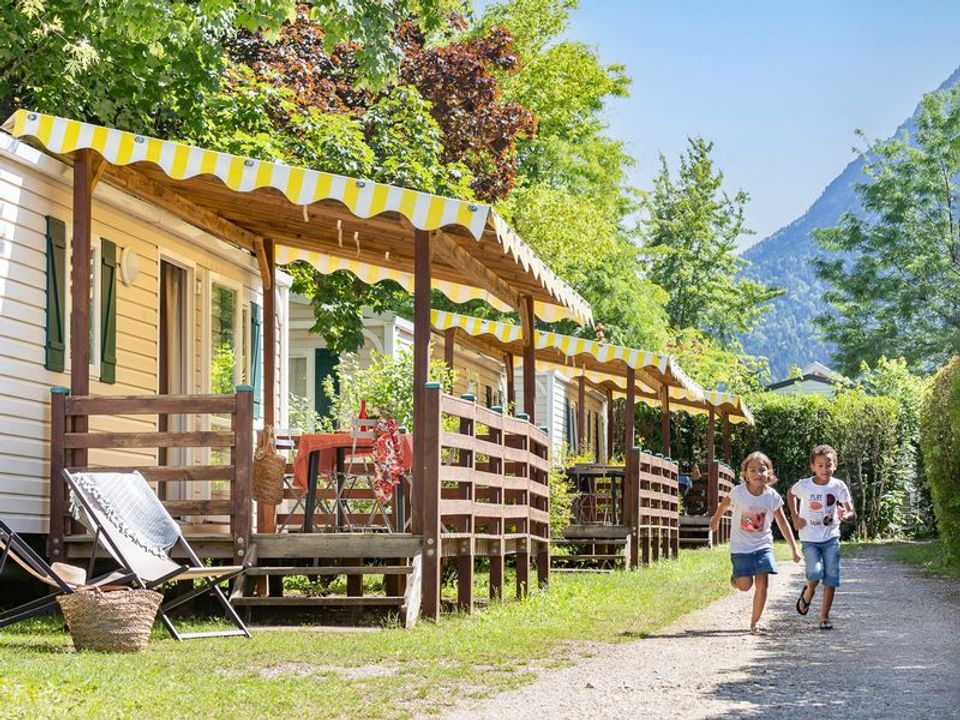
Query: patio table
293 433 413 532
566 464 625 525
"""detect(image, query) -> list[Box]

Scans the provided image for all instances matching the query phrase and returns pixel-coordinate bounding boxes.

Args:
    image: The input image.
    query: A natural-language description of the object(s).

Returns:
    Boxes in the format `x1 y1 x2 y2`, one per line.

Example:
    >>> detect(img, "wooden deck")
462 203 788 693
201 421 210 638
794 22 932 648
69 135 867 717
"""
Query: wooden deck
553 452 681 573
49 386 550 624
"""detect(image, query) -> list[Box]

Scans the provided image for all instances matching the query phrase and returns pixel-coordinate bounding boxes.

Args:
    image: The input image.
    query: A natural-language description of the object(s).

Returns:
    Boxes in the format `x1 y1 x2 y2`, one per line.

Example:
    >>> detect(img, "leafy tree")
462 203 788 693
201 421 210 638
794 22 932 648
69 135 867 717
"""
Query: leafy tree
320 348 454 431
815 86 960 375
0 0 297 134
476 0 670 350
667 328 768 394
364 85 474 197
643 138 782 345
501 183 671 349
398 20 536 201
287 263 410 355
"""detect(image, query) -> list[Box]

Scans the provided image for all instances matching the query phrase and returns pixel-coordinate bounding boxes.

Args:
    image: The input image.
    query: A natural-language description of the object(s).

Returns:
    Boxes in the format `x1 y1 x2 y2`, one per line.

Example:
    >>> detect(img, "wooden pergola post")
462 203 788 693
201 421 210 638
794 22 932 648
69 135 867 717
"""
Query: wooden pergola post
413 230 443 619
660 385 671 458
706 407 718 519
412 229 432 535
504 352 515 412
71 149 95 473
444 327 456 371
520 295 536 423
577 373 586 453
259 238 277 535
606 388 614 463
625 366 638 568
71 150 94 397
722 415 731 464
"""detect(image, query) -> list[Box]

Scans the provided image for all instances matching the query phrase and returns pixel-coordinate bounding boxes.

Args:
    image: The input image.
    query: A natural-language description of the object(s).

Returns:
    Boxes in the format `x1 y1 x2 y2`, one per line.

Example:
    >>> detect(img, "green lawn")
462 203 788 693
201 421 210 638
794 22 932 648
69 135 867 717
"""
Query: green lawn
1 546 735 720
888 539 960 579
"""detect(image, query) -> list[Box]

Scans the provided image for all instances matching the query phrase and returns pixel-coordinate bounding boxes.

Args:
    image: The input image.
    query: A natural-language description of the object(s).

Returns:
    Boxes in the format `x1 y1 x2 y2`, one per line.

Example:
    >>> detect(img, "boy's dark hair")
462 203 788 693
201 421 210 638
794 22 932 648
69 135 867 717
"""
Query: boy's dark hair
810 444 838 465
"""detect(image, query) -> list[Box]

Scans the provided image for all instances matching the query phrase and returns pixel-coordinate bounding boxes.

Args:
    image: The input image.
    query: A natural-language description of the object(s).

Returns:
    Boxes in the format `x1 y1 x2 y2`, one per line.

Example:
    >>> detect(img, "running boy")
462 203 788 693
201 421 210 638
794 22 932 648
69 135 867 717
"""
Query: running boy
711 451 801 634
789 444 857 630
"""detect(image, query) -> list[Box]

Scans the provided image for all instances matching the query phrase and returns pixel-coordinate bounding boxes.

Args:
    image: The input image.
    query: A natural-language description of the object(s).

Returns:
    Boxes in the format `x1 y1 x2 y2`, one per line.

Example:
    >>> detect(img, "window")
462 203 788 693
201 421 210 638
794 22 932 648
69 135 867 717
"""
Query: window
208 280 239 475
210 283 238 393
290 354 308 400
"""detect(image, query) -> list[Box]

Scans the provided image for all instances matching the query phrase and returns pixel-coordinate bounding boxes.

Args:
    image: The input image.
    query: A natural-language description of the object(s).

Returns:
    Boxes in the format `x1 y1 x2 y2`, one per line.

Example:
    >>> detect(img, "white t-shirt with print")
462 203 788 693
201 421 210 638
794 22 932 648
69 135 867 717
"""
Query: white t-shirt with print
728 483 784 554
790 476 851 543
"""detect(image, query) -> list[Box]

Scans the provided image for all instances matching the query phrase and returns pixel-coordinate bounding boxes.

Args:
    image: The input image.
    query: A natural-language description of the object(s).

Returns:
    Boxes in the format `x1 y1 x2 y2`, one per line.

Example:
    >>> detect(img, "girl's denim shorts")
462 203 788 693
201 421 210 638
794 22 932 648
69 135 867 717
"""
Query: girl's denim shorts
730 547 778 578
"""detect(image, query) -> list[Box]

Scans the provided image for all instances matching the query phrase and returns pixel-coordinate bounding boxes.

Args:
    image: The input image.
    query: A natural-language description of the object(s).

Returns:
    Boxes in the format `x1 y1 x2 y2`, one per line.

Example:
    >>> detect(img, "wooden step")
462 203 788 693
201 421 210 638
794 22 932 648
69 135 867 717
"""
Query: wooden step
232 596 404 607
551 567 614 573
244 565 412 576
552 538 628 546
562 525 630 540
552 554 623 562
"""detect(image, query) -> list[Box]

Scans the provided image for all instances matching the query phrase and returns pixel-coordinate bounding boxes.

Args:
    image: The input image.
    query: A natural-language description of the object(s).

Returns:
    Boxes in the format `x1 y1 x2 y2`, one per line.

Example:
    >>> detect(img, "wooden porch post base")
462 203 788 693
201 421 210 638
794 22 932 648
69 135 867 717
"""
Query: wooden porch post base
641 529 651 565
536 541 550 587
457 538 475 613
489 546 505 601
515 538 530 599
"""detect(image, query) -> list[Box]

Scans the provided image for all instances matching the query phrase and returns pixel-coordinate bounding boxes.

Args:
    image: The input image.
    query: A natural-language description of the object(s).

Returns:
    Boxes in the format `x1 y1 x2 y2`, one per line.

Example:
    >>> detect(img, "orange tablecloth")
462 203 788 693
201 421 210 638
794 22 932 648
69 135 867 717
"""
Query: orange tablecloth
292 433 414 489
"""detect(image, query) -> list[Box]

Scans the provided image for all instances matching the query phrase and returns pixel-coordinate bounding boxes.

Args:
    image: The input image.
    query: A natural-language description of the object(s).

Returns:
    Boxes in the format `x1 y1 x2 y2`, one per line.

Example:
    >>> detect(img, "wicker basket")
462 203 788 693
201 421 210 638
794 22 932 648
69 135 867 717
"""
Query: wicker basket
58 588 163 652
253 425 286 505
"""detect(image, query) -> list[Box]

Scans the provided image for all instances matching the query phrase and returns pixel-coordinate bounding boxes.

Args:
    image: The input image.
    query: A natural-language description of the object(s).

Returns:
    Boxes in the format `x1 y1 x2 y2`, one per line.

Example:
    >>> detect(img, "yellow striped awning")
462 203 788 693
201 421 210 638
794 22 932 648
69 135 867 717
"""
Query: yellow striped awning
277 247 576 323
574 368 754 425
4 109 592 325
431 310 705 400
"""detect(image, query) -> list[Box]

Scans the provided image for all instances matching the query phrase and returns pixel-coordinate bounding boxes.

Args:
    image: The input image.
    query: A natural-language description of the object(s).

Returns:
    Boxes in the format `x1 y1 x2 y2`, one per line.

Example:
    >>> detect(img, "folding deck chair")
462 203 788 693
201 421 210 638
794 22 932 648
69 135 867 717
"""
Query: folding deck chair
63 469 250 640
0 519 133 628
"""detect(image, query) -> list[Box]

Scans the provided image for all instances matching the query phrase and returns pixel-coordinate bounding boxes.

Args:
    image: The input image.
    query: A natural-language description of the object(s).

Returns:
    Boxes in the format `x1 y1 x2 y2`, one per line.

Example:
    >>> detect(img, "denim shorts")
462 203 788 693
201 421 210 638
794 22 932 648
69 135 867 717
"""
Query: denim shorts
802 538 841 588
730 547 778 578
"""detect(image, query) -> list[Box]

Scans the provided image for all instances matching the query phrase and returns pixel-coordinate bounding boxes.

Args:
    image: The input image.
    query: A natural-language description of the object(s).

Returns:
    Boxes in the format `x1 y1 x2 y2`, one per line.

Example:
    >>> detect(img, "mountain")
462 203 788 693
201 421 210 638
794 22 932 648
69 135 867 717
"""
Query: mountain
740 66 960 380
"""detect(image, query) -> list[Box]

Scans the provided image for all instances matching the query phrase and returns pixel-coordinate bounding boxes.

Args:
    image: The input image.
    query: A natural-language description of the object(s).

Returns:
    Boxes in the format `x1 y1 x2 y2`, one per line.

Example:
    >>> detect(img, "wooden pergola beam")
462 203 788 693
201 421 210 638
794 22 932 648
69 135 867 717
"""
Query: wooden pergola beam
104 165 265 253
432 230 521 311
722 414 732 464
254 239 273 290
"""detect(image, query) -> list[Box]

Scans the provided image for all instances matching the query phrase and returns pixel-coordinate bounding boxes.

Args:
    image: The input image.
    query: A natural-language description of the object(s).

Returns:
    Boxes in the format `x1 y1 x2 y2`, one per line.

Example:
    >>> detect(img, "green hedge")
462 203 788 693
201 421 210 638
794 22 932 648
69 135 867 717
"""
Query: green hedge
920 357 960 562
630 390 904 538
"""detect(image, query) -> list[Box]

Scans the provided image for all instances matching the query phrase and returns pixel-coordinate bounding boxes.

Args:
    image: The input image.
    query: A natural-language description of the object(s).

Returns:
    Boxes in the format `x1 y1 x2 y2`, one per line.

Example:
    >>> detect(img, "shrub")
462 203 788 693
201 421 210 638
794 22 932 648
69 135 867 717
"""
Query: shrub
732 389 903 538
920 357 960 563
320 348 455 431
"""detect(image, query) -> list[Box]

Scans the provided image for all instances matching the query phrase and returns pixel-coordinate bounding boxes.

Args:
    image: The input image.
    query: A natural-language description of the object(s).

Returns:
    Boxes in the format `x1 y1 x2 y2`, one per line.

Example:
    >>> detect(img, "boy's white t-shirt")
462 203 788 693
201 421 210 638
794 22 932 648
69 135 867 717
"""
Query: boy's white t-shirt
728 483 783 554
789 476 852 543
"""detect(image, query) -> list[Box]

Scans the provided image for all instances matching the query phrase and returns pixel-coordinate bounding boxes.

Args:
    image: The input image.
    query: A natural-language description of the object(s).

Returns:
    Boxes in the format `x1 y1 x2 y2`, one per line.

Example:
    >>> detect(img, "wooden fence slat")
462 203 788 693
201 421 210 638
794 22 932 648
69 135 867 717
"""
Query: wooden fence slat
65 393 237 415
164 500 233 516
63 431 235 449
68 465 237 483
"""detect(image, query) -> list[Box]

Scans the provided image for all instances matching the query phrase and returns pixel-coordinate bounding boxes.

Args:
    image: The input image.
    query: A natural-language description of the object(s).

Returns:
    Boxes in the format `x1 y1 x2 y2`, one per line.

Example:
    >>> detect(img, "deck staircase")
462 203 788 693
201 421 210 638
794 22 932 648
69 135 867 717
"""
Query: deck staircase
550 525 629 573
229 534 423 626
679 516 713 549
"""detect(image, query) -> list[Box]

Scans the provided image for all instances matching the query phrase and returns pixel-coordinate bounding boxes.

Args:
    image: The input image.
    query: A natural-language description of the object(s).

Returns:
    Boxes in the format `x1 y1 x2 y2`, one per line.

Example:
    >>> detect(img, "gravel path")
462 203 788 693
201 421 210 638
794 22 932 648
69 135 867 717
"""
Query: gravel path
443 545 960 720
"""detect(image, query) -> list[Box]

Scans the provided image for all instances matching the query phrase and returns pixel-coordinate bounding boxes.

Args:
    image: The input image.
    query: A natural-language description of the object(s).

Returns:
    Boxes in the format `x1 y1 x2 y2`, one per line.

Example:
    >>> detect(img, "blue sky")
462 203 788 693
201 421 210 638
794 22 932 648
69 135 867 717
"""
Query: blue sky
478 1 960 248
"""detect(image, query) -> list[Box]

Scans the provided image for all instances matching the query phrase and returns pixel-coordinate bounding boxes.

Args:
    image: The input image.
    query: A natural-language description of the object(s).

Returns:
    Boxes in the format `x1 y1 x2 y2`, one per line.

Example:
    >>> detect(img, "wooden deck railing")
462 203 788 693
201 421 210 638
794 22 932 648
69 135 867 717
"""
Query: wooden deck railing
49 386 253 564
624 449 680 566
708 461 736 544
419 384 550 619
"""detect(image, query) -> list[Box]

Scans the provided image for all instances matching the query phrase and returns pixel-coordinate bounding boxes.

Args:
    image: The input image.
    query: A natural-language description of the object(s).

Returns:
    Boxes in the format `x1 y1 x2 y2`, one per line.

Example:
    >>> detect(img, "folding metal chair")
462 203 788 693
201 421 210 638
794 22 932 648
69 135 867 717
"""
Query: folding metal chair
63 469 250 640
0 519 132 628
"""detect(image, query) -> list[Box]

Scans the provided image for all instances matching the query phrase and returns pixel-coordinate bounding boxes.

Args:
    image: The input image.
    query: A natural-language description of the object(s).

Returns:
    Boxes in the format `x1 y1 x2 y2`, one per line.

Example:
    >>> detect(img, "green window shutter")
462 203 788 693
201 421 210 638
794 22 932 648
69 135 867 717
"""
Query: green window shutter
250 302 262 419
100 239 118 383
44 217 66 372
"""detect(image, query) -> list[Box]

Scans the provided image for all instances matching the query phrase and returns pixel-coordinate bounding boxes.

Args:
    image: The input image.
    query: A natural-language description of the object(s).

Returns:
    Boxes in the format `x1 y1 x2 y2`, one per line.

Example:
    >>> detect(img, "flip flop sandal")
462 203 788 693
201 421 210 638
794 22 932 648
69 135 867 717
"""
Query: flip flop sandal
796 586 811 616
819 619 833 630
